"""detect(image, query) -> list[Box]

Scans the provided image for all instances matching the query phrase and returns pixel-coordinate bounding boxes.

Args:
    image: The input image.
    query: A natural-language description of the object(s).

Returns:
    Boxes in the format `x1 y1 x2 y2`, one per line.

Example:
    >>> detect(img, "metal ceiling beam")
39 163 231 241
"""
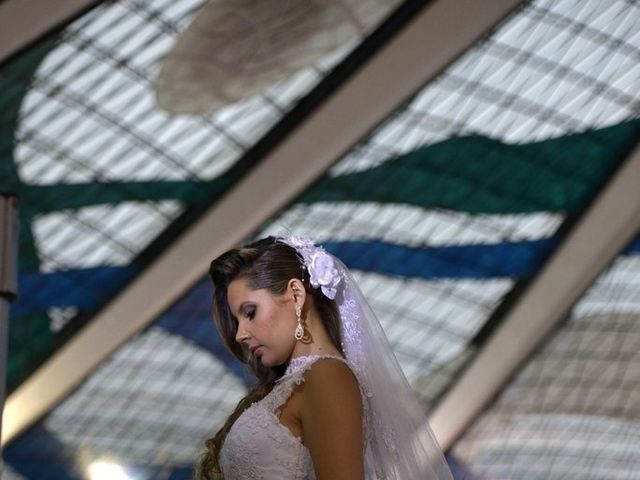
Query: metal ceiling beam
0 0 100 64
2 0 525 445
429 140 640 450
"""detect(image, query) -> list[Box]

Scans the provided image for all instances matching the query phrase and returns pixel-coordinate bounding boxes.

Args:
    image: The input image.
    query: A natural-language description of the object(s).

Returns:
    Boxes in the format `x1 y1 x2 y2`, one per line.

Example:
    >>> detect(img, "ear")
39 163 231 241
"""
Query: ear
287 278 307 307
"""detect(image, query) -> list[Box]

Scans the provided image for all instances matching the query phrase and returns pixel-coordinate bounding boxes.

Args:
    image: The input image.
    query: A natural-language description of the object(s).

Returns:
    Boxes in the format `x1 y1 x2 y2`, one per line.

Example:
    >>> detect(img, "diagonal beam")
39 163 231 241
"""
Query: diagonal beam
0 0 100 65
429 140 640 449
2 0 525 445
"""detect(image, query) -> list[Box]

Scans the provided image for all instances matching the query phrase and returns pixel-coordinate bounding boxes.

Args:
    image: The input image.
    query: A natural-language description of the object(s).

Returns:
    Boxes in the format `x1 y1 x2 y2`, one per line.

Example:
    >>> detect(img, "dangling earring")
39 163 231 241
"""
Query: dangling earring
294 305 305 341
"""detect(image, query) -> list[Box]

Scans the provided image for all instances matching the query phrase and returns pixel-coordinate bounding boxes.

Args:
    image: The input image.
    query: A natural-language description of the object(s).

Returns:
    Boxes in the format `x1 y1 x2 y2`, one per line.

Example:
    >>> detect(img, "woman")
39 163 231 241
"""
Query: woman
195 235 453 480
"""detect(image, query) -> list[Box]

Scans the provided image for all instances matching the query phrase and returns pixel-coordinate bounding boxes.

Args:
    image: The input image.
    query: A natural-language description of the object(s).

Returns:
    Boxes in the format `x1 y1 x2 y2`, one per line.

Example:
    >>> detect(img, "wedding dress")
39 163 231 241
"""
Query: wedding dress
219 354 345 479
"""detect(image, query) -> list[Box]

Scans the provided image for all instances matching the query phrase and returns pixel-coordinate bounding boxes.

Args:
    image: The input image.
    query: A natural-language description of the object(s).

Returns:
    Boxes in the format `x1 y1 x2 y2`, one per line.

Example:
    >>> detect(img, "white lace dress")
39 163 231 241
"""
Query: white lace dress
218 354 351 479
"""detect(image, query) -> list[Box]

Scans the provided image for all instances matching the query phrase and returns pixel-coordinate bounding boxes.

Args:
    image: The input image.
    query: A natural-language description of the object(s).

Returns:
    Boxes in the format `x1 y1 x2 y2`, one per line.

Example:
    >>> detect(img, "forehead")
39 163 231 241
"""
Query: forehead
227 278 285 312
227 278 272 309
227 278 253 305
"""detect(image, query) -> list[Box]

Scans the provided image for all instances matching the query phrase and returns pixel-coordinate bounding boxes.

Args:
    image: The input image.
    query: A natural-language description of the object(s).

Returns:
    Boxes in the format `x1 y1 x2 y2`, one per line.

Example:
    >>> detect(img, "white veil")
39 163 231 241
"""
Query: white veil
281 235 453 479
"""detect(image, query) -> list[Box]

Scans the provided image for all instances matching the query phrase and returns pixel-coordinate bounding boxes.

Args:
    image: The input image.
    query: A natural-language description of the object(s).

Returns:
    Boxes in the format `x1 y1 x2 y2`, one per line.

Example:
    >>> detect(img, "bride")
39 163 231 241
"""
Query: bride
195 235 453 479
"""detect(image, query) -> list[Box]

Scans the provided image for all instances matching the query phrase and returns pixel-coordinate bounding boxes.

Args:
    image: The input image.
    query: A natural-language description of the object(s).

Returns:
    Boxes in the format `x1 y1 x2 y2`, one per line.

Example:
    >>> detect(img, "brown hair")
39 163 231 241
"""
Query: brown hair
194 236 343 479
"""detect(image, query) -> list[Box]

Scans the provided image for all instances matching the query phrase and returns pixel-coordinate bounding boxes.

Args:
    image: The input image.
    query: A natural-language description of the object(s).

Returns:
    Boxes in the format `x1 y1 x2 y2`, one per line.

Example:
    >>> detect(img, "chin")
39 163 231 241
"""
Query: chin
259 357 273 367
260 353 286 369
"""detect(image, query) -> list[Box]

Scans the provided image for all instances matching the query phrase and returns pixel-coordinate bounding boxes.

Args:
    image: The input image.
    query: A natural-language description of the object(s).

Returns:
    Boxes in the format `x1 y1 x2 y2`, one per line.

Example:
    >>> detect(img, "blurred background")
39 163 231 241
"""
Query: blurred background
1 0 639 478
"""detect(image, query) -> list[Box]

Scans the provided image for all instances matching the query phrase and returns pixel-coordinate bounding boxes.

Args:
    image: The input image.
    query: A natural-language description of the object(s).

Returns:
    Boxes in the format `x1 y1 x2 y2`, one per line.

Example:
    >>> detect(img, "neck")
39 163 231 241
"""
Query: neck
290 309 341 359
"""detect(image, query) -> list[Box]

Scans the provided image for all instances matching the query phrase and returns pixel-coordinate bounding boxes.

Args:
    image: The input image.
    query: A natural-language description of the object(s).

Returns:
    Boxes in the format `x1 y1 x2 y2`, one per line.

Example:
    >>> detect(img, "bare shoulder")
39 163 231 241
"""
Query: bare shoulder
303 357 359 390
301 357 361 406
300 357 364 479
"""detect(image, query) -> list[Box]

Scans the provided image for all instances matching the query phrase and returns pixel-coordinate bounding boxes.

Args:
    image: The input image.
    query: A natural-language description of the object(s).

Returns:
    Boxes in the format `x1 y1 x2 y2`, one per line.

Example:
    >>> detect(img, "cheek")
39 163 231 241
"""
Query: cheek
264 304 290 332
263 313 296 356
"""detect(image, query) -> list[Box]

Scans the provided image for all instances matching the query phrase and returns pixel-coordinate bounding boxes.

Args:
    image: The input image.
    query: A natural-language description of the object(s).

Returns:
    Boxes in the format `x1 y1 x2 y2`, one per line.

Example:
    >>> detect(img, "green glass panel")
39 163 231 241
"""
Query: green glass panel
298 119 640 213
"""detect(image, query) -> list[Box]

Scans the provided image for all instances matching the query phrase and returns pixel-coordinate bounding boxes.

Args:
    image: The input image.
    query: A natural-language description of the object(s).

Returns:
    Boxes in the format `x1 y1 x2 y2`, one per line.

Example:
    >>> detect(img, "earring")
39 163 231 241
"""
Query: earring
294 305 305 341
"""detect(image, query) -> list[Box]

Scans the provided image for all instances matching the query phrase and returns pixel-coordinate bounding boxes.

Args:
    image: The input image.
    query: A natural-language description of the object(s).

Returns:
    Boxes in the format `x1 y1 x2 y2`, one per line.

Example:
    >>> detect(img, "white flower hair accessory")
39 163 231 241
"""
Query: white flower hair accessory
280 234 343 300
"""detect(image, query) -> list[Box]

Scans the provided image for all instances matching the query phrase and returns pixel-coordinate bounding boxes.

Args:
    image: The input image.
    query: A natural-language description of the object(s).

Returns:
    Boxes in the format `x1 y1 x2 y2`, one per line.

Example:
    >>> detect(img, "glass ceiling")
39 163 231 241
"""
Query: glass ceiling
3 0 401 392
454 241 640 478
3 0 640 479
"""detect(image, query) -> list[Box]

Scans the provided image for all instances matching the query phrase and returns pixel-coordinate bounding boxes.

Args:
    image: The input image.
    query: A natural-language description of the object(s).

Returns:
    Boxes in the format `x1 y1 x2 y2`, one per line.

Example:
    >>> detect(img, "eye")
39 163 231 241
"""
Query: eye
244 307 256 320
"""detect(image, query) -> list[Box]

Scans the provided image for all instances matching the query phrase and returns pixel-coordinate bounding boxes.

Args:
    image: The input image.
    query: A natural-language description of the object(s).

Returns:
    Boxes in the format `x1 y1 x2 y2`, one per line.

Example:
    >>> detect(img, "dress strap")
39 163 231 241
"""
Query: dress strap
283 354 347 378
262 354 347 413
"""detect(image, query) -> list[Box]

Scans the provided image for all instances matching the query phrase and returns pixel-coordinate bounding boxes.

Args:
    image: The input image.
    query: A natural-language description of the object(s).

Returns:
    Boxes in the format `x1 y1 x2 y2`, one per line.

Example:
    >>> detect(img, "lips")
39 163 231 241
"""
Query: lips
250 345 263 356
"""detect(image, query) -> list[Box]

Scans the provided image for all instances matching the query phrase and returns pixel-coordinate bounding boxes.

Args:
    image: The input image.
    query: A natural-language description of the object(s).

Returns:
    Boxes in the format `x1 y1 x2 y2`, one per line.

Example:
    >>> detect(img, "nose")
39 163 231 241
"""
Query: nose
235 324 249 344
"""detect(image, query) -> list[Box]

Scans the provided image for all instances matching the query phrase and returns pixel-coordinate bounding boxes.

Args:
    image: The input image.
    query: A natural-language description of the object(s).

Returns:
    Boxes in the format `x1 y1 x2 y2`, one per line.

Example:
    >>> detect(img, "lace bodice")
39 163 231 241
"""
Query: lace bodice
219 354 350 480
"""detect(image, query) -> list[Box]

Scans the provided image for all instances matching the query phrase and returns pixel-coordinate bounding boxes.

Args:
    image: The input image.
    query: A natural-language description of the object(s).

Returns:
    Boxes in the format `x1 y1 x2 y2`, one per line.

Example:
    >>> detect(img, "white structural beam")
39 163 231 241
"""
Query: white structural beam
429 141 640 450
0 0 99 64
2 0 524 445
